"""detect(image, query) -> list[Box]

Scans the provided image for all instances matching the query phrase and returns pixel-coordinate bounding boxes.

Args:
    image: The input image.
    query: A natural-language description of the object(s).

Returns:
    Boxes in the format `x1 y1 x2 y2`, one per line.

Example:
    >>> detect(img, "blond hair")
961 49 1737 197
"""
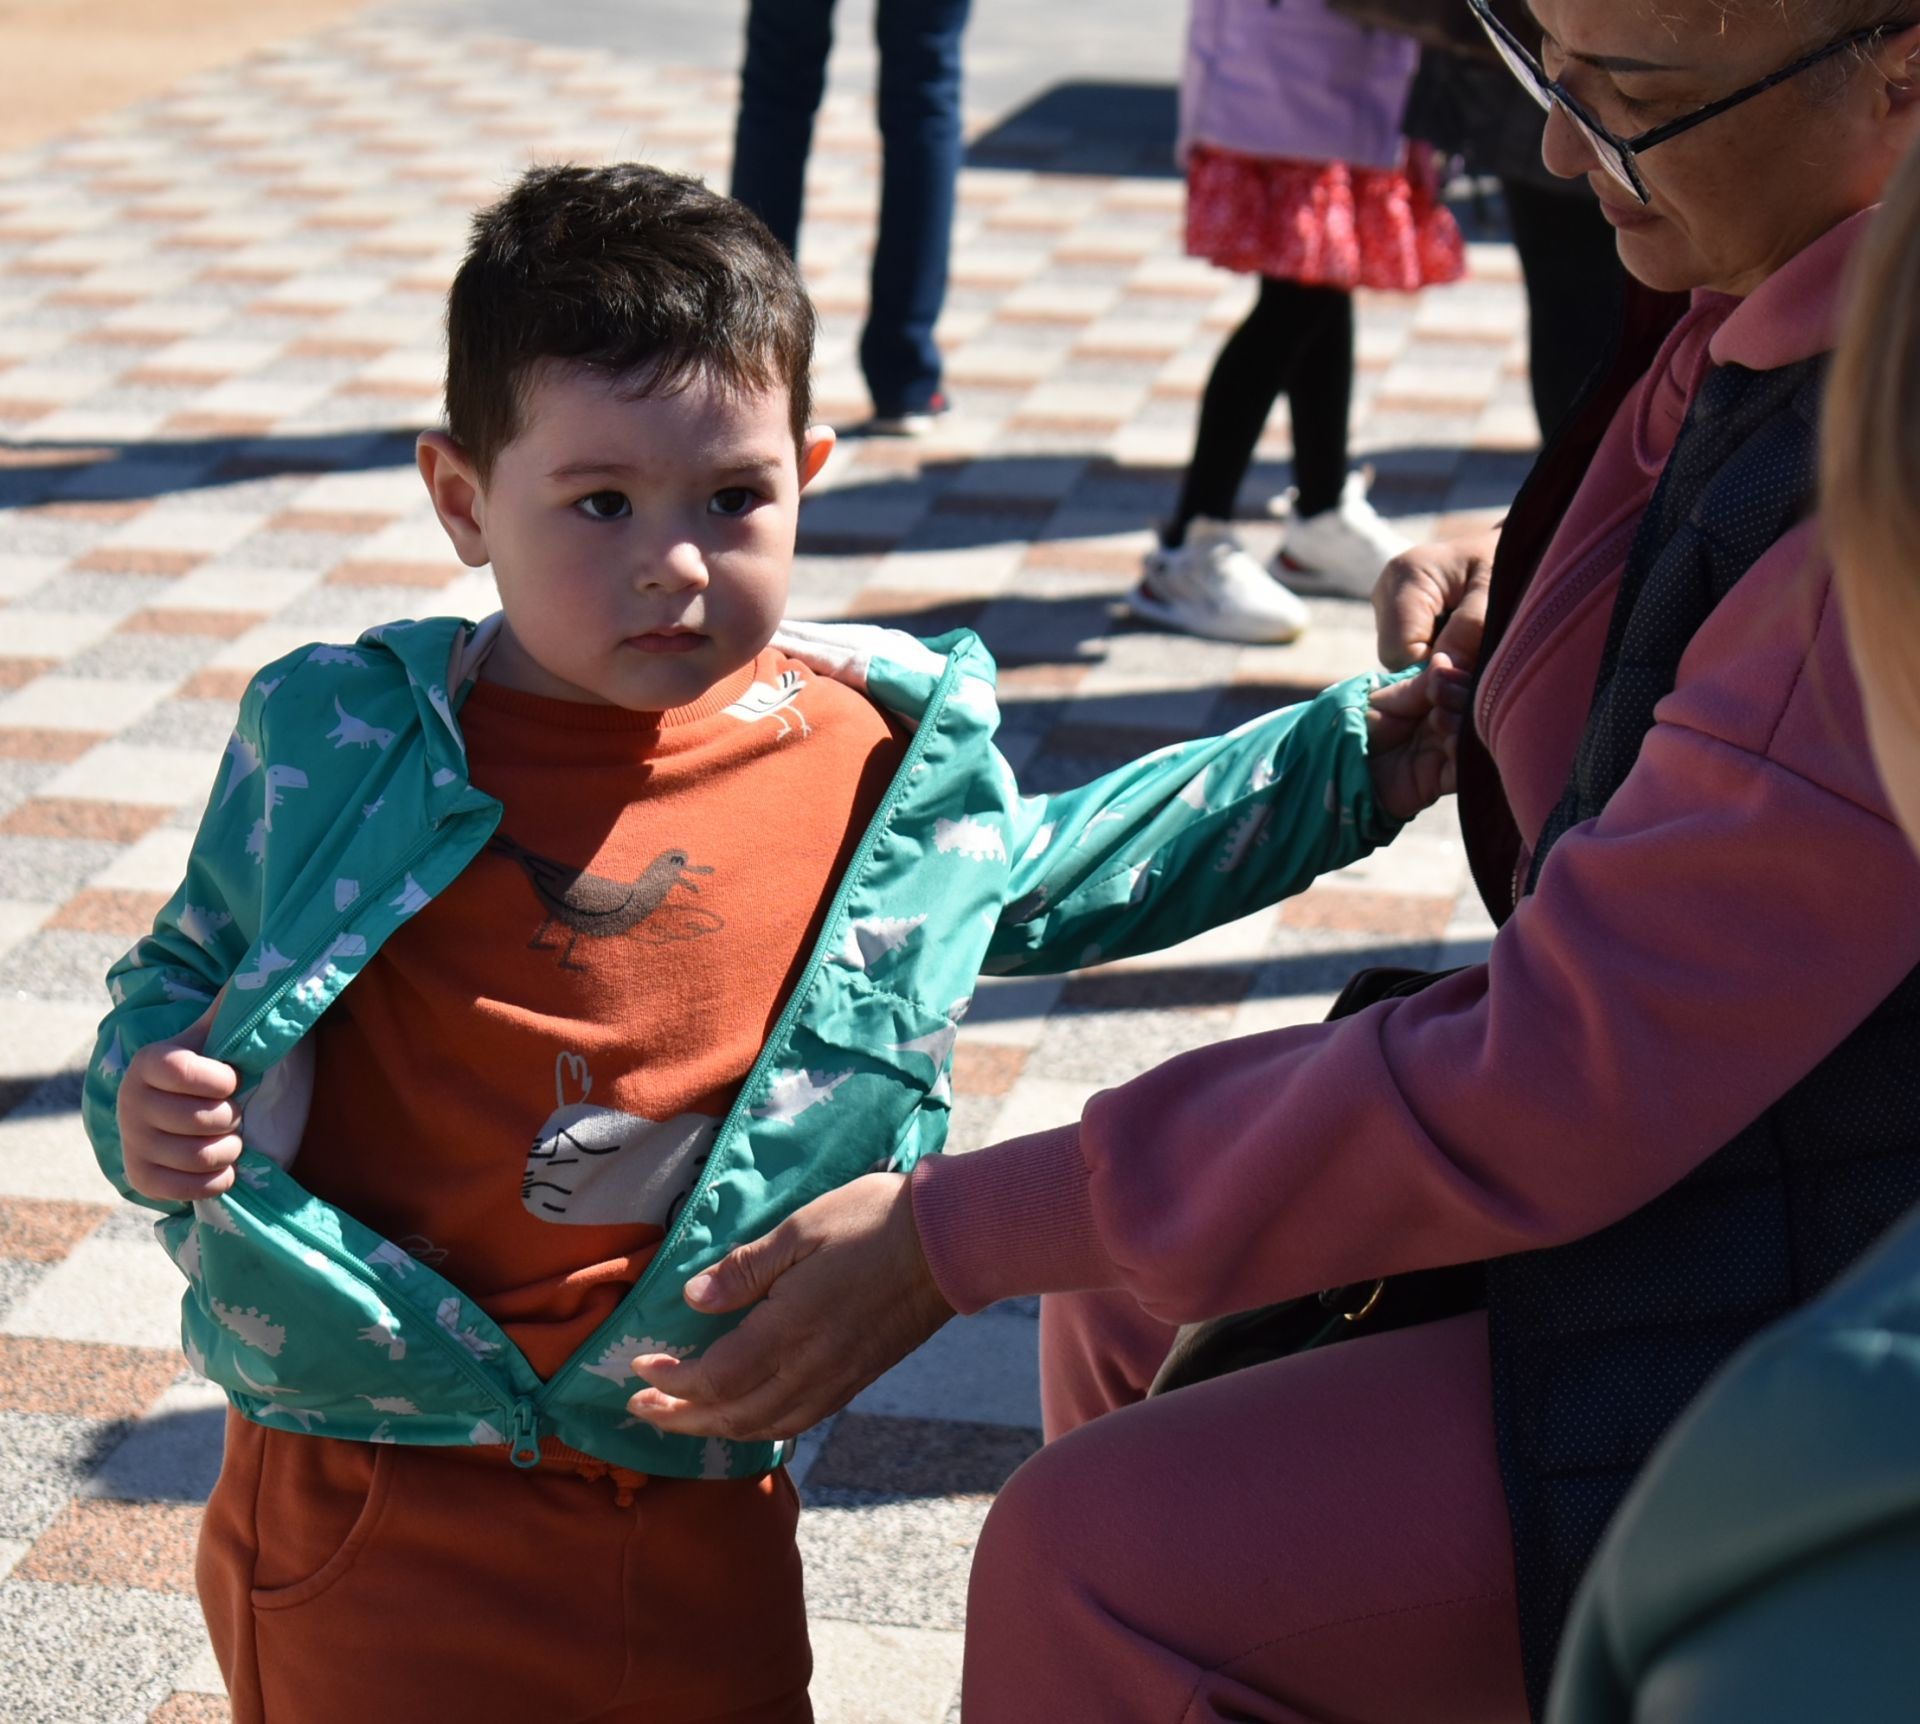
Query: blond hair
1822 138 1920 720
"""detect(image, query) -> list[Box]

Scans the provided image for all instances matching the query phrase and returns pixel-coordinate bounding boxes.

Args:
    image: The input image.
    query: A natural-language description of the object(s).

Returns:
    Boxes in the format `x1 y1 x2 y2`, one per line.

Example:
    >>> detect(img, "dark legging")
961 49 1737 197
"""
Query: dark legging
1166 276 1353 546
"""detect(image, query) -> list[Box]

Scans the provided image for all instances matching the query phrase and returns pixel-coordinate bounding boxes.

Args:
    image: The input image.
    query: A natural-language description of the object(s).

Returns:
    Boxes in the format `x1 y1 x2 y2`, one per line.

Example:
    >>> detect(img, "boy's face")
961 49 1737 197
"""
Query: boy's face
420 361 831 710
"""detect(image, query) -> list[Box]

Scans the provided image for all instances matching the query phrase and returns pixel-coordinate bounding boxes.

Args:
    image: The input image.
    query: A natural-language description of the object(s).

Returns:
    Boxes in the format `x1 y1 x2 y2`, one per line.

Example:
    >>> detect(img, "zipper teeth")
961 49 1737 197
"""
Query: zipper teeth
208 827 454 1066
1478 514 1641 732
537 652 968 1416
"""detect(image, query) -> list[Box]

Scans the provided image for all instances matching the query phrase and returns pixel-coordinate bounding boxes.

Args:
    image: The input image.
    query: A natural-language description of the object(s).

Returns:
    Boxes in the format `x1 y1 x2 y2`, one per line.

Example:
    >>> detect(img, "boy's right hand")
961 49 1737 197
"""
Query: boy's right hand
117 999 244 1202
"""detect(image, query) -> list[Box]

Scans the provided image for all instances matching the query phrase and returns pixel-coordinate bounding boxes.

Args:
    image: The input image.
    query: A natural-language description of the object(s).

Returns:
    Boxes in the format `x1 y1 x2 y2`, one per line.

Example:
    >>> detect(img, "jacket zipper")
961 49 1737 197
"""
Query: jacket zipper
1476 512 1641 747
535 651 969 1432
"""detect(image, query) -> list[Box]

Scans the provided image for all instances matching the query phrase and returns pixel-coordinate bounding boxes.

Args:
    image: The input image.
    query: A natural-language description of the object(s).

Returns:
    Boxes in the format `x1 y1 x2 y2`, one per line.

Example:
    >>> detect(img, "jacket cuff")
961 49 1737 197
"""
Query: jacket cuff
910 1123 1117 1315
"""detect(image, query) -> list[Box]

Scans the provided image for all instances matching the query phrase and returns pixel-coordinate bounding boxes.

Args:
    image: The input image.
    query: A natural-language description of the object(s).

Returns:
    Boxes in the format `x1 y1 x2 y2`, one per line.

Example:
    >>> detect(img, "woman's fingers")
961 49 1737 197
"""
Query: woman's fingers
1373 530 1500 672
626 1173 954 1440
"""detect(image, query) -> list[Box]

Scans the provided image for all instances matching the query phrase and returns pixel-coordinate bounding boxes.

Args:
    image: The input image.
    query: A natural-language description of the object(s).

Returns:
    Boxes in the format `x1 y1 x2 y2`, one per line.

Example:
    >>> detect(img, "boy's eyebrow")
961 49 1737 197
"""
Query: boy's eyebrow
545 456 788 481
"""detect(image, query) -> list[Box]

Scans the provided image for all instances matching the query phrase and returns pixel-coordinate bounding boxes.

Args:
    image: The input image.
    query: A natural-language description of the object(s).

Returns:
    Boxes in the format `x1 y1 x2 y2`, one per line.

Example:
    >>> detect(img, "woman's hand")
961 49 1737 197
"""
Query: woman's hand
1373 527 1500 673
627 1172 955 1442
1366 654 1471 820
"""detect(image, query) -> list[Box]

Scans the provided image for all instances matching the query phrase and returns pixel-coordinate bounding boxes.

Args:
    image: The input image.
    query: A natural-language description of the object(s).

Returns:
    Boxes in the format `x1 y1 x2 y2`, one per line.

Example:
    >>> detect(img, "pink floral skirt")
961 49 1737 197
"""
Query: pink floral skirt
1185 142 1466 292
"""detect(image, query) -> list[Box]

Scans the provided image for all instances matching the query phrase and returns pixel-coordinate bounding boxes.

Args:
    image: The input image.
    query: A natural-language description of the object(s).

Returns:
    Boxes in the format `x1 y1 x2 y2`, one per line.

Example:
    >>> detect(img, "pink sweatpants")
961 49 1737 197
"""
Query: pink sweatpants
963 1292 1530 1724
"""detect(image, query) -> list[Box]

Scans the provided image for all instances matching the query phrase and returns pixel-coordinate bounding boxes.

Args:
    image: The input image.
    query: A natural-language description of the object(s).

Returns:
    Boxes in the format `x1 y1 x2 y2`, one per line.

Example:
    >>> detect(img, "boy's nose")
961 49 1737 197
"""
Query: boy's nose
635 537 710 592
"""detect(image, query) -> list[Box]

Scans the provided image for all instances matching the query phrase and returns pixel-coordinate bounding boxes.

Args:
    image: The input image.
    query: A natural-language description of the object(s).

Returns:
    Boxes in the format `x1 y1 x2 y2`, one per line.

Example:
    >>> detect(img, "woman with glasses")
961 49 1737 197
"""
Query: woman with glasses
1546 135 1920 1724
632 5 1920 1720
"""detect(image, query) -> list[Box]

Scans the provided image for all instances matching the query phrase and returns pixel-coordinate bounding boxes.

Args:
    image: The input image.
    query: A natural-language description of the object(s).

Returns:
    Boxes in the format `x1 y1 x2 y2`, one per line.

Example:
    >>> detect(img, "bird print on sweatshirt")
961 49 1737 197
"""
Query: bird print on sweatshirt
487 832 723 969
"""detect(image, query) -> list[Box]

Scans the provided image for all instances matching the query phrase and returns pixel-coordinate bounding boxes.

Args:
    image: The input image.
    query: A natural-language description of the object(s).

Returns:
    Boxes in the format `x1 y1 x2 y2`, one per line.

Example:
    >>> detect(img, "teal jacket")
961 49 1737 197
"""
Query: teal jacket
1548 1199 1920 1724
84 613 1401 1480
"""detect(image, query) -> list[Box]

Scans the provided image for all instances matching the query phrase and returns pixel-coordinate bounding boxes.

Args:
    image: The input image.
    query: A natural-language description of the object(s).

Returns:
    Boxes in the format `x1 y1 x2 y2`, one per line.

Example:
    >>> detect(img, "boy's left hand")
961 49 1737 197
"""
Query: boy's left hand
1366 653 1471 822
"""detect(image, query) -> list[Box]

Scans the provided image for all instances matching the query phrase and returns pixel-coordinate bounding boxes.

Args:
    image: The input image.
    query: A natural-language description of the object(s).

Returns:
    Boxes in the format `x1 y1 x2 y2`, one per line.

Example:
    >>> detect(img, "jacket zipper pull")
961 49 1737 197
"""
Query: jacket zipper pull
507 1400 541 1470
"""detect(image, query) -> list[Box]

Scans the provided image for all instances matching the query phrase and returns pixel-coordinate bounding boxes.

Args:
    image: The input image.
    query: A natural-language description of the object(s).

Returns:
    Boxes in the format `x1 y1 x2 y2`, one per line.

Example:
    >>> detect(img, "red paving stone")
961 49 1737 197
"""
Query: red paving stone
47 887 173 934
1281 887 1459 940
0 798 172 843
150 1696 232 1724
0 657 56 692
324 559 460 588
266 509 393 535
0 729 106 763
117 609 269 640
0 1336 182 1420
17 1499 202 1595
952 1042 1028 1098
175 668 257 702
0 1197 111 1262
71 547 206 578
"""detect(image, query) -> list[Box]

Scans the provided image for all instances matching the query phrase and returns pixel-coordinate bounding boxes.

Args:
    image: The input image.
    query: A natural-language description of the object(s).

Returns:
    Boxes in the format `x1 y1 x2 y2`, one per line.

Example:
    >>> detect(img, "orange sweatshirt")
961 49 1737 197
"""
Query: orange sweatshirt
296 646 903 1378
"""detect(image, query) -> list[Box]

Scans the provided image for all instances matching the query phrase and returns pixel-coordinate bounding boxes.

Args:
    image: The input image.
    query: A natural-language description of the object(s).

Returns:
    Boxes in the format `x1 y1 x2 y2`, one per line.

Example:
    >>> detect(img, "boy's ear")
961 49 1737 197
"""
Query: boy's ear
416 431 491 569
798 425 836 493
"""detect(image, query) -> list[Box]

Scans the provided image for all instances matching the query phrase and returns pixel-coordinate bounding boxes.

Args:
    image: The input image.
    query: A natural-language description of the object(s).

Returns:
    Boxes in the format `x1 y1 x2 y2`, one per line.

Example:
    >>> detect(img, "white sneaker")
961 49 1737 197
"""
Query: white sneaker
1276 470 1412 599
1128 518 1309 644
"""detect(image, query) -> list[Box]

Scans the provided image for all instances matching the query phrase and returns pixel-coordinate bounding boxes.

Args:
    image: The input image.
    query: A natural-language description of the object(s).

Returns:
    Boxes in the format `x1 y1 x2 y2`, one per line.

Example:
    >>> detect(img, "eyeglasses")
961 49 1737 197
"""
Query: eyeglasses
1468 0 1900 204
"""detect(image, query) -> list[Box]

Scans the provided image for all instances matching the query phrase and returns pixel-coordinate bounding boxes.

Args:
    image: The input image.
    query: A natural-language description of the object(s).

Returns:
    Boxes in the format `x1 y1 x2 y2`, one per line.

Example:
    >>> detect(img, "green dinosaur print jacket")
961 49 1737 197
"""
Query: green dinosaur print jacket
83 613 1402 1480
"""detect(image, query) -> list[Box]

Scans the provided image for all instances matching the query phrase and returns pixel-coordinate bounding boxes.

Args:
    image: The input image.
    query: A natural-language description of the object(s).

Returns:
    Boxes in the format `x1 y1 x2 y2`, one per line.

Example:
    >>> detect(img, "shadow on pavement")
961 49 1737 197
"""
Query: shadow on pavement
965 81 1180 180
0 428 425 509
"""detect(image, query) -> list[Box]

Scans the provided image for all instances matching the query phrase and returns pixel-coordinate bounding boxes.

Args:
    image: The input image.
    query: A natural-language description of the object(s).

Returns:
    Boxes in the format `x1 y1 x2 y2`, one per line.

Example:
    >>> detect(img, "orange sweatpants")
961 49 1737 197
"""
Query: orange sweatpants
197 1410 813 1724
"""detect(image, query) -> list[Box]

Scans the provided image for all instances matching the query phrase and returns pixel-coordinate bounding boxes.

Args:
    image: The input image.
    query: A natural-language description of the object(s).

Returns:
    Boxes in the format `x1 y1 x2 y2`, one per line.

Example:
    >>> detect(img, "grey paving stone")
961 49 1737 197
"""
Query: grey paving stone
0 521 121 563
60 633 220 684
0 839 122 906
0 1579 204 1724
799 1490 994 1632
85 1384 225 1505
0 1413 122 1540
852 1307 1042 1428
92 1202 166 1245
1042 998 1250 1078
0 1257 50 1323
7 573 174 617
0 762 61 822
277 584 453 629
0 932 129 1004
120 698 247 753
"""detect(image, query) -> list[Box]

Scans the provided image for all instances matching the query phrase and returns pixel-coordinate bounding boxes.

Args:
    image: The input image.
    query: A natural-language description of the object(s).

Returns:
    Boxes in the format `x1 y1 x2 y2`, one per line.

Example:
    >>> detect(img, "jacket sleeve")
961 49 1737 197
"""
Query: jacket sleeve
980 670 1404 977
914 548 1920 1320
81 667 283 1210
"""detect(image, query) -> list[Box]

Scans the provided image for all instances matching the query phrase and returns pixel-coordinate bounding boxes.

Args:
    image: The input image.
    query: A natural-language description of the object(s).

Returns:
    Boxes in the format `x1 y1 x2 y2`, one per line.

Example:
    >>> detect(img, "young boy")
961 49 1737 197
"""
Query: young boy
84 162 1458 1724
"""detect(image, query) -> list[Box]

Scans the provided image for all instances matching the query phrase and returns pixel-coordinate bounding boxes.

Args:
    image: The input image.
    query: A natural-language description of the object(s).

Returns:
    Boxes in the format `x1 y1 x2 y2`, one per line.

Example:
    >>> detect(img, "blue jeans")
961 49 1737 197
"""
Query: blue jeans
731 0 971 416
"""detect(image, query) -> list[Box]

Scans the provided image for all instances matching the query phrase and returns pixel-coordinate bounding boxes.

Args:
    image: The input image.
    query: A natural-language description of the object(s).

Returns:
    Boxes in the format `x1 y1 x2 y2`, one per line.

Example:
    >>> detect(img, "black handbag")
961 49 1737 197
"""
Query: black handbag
1148 965 1485 1397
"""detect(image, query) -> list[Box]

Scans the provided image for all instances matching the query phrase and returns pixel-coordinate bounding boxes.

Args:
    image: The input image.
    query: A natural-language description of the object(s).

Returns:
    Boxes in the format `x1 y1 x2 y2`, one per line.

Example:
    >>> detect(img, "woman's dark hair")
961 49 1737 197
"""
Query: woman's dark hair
445 162 816 478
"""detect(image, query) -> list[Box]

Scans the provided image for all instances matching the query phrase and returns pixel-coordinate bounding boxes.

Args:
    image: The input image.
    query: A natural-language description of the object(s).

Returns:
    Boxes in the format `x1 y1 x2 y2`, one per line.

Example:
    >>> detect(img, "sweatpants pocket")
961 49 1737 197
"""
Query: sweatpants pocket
248 1432 393 1610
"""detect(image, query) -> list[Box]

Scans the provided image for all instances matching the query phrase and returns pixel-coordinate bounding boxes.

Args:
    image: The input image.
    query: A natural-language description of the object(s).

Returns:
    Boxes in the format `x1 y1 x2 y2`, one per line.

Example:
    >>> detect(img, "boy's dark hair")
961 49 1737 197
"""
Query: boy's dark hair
446 163 815 478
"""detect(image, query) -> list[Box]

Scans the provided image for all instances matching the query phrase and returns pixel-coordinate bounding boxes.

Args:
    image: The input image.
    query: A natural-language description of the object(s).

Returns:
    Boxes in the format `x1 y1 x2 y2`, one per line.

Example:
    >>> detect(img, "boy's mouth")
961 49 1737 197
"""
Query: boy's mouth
624 628 705 656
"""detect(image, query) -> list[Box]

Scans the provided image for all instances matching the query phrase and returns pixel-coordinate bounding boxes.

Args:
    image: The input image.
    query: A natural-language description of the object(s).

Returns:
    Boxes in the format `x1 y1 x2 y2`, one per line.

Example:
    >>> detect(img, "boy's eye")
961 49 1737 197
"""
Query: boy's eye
709 487 757 518
574 490 630 521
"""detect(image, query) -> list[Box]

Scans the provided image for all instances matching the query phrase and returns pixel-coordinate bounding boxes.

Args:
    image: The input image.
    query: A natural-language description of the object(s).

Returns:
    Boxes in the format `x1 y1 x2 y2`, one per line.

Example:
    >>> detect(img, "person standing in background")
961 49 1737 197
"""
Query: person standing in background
731 0 970 436
1130 0 1465 645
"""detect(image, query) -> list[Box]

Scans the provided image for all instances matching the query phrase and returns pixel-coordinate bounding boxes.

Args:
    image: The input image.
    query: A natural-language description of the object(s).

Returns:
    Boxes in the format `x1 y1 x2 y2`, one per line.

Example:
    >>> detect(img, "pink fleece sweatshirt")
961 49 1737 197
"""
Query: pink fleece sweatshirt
914 208 1920 1324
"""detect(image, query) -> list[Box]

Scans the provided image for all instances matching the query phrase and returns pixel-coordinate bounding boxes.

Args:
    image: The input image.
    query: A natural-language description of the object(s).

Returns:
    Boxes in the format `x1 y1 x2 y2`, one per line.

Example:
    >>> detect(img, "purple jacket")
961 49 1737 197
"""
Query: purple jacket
1179 0 1419 171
